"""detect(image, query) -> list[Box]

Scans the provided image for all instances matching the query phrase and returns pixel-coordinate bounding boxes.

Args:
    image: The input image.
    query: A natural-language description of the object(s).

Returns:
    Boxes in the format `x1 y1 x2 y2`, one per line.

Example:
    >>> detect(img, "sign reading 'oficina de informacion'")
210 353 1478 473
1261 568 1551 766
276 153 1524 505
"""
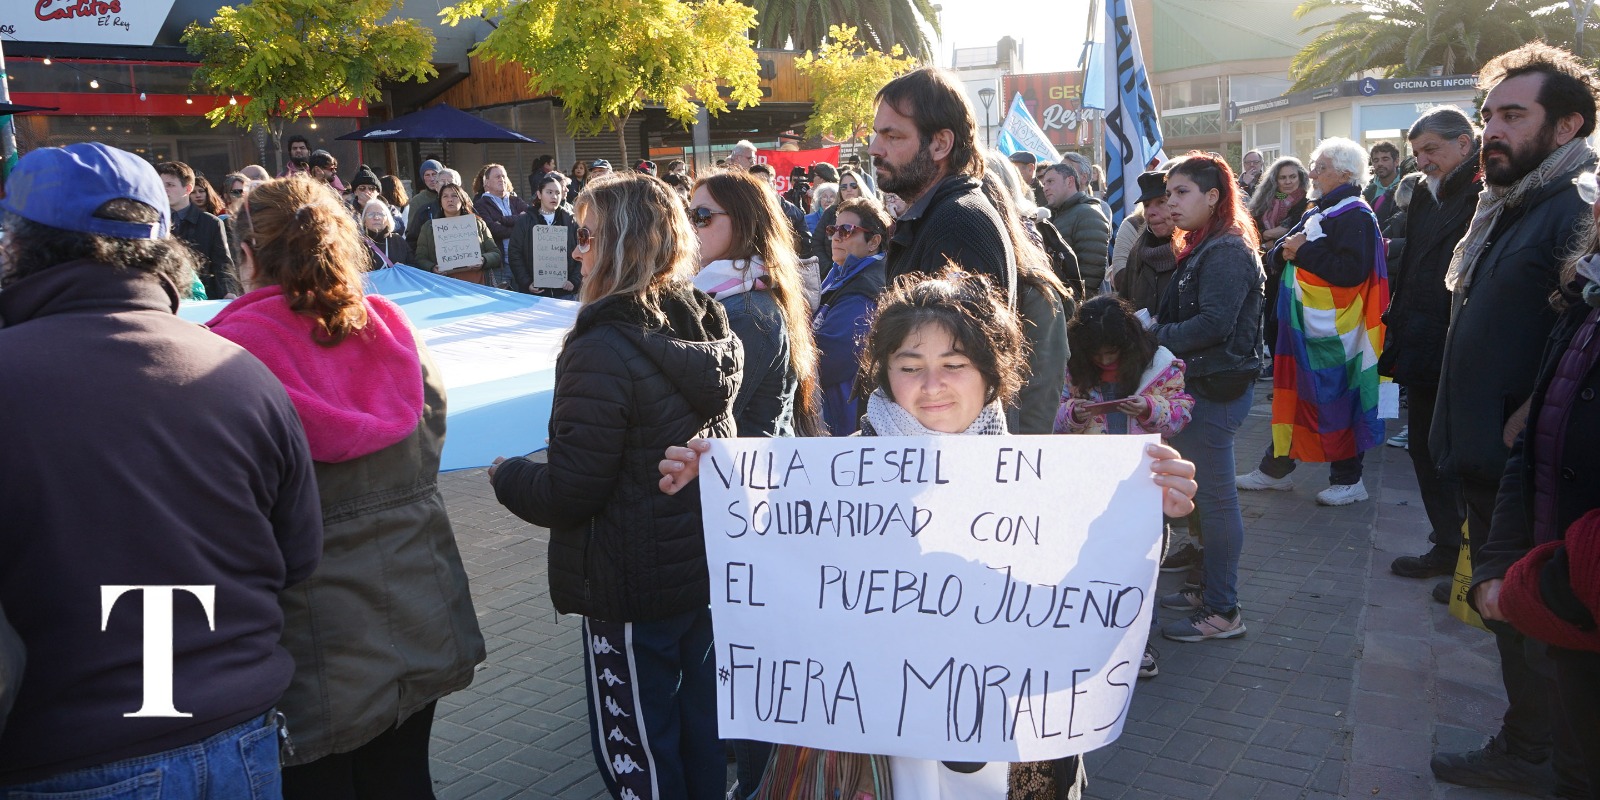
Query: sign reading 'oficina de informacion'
2 0 178 47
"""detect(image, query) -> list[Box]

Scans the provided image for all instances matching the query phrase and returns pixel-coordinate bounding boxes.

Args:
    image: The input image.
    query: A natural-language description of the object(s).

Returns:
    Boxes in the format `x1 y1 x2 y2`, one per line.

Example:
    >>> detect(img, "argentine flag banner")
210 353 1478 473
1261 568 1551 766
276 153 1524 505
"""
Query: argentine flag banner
997 93 1064 165
180 265 578 471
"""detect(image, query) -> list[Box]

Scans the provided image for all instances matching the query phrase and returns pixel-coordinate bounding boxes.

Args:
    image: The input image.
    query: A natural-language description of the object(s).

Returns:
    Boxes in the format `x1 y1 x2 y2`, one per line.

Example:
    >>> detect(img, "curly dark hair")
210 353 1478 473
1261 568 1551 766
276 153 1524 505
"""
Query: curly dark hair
858 267 1027 406
1066 295 1159 399
2 200 198 294
1480 42 1600 138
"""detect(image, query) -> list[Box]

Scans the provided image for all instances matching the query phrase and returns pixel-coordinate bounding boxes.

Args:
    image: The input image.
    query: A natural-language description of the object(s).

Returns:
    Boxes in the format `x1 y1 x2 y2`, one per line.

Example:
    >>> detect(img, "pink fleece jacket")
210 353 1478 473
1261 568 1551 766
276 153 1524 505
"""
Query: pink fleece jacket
208 286 424 463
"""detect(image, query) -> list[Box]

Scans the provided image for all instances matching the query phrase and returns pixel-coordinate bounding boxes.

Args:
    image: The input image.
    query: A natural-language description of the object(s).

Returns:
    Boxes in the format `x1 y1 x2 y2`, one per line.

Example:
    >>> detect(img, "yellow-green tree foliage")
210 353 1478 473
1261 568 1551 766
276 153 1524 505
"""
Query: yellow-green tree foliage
184 0 437 165
795 25 918 142
441 0 762 162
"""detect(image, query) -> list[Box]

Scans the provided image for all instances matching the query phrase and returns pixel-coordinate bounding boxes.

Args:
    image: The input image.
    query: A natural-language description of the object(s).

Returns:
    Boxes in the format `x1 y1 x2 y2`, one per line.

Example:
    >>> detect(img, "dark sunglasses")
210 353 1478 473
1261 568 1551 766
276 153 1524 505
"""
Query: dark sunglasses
575 227 592 252
689 206 729 228
826 223 867 239
228 189 245 197
839 182 859 191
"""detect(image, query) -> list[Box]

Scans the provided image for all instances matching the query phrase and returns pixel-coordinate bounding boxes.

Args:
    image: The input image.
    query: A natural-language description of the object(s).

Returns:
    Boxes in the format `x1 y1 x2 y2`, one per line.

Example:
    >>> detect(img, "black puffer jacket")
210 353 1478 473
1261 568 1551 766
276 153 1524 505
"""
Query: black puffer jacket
1378 151 1479 387
1432 154 1595 485
492 283 742 623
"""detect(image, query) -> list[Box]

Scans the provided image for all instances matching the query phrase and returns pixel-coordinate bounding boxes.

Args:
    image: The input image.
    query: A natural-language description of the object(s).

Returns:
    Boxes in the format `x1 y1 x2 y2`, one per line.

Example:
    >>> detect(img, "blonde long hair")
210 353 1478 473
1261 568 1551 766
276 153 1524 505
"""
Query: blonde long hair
573 174 697 313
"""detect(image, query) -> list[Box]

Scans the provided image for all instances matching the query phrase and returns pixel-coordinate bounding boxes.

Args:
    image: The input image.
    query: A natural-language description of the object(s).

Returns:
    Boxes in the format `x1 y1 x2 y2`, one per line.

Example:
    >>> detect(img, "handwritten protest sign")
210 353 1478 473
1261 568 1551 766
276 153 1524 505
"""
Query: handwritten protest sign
532 226 570 289
431 216 484 272
700 434 1162 763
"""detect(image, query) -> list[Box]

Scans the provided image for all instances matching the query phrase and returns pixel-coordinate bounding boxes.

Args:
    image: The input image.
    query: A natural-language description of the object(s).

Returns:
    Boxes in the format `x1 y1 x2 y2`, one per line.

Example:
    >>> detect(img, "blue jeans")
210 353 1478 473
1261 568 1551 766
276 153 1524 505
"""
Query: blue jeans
0 712 281 800
1168 388 1253 613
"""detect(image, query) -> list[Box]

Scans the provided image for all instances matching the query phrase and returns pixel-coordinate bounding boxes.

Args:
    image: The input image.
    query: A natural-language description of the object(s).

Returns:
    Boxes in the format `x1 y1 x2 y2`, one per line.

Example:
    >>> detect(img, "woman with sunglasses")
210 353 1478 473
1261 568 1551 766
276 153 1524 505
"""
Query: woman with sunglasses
488 174 741 800
810 165 869 275
412 172 503 284
813 196 890 435
221 173 248 218
361 198 413 270
690 170 823 438
507 173 580 297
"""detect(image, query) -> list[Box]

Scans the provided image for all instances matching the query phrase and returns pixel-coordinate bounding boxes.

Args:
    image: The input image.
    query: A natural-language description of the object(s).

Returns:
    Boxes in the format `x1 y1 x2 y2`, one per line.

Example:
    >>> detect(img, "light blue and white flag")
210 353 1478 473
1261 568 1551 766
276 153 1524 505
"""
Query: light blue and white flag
181 265 578 471
1101 0 1165 227
996 93 1063 165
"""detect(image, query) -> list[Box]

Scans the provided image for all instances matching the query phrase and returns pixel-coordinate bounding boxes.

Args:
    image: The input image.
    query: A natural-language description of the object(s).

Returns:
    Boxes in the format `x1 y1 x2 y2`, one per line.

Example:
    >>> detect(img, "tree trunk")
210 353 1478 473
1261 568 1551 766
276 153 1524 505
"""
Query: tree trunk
615 113 630 166
269 120 284 175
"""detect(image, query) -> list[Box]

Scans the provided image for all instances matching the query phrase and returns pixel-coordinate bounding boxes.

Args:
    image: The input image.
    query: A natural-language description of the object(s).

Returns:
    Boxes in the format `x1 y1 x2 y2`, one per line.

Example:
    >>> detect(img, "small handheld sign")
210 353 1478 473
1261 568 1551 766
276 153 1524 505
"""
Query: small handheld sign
532 226 570 289
431 216 484 272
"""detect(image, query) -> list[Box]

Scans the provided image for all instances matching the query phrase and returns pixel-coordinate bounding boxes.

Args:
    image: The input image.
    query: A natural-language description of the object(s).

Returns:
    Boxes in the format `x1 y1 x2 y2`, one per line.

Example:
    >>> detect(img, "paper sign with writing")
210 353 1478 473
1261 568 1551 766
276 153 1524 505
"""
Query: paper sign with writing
431 216 484 272
699 434 1162 763
532 226 570 289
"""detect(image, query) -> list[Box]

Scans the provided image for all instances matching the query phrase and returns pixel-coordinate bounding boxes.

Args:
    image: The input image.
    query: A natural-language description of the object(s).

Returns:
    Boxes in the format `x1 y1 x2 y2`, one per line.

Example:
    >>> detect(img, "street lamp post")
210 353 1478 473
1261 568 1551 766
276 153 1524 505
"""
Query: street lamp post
978 87 996 148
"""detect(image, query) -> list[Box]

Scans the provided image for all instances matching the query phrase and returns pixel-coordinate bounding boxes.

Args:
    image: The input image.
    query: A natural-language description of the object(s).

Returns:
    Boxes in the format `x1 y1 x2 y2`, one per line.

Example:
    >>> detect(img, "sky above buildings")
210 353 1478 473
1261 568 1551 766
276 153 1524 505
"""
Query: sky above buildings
936 0 1093 74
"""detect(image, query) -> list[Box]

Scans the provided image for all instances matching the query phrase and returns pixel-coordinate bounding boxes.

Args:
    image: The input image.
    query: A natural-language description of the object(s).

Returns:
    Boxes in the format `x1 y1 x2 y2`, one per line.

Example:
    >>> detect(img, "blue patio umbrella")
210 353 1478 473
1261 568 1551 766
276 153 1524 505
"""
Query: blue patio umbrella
337 103 541 144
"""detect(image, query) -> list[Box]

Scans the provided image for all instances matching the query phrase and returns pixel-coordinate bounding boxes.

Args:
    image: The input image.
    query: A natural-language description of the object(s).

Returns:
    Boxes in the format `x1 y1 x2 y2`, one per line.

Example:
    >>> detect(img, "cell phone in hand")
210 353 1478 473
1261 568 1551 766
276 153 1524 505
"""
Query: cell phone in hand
1083 397 1131 412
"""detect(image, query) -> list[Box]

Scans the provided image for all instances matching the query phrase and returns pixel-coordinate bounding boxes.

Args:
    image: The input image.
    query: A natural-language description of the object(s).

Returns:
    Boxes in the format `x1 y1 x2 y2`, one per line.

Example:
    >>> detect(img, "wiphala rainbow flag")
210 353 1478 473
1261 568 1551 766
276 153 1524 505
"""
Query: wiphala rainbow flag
1271 199 1390 462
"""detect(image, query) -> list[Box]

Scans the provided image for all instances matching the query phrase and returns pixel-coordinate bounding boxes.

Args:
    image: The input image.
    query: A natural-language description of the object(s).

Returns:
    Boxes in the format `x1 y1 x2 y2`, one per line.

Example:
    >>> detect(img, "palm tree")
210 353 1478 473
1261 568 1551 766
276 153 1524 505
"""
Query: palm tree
743 0 941 60
1288 0 1561 92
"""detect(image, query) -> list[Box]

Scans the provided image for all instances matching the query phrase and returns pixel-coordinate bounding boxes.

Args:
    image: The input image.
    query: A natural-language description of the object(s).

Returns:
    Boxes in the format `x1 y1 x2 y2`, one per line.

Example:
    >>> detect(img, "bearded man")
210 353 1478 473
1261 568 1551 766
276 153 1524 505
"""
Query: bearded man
1429 42 1598 799
868 67 1015 303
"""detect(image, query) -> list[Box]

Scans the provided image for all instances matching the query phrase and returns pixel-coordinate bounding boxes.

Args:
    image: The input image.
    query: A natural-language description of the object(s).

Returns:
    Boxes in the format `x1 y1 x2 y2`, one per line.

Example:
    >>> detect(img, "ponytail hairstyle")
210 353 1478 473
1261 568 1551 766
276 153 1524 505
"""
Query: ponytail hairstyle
1168 151 1259 259
695 170 824 437
1065 295 1159 398
238 176 368 346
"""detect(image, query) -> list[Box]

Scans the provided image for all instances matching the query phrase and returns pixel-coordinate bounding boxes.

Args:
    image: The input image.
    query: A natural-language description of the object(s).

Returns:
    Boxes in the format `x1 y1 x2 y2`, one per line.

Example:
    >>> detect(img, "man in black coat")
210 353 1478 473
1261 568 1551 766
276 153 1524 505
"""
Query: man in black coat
157 160 238 298
1427 43 1598 798
868 67 1015 303
1383 107 1478 581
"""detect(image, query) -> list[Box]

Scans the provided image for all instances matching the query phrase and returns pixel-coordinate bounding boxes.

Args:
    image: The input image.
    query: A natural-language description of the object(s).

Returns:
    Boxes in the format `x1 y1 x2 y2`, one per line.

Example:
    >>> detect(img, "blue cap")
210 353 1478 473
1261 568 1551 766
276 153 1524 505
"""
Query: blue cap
0 142 169 240
591 159 612 170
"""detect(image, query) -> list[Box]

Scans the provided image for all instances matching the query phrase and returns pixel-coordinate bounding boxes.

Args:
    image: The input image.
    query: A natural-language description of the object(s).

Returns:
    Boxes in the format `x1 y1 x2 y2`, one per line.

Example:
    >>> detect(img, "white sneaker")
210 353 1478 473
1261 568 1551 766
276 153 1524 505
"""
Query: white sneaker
1387 426 1410 448
1316 480 1369 506
1236 469 1293 491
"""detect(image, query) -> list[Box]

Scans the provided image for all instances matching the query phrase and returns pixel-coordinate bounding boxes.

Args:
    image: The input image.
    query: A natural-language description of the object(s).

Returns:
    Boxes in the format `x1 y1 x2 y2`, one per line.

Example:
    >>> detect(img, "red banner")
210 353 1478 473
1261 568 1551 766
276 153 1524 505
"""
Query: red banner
756 147 840 194
1000 72 1090 148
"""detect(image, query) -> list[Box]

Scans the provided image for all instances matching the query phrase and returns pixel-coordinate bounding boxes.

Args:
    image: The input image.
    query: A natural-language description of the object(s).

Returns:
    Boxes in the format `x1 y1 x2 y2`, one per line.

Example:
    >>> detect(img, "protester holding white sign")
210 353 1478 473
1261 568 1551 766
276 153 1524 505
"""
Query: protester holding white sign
507 173 580 298
487 175 744 800
661 271 1197 800
413 178 501 284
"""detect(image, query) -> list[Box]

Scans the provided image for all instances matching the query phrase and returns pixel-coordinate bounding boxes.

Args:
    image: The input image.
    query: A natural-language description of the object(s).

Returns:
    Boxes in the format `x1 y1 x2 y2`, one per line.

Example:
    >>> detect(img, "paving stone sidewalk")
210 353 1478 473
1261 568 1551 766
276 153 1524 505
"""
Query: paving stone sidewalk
427 395 1531 800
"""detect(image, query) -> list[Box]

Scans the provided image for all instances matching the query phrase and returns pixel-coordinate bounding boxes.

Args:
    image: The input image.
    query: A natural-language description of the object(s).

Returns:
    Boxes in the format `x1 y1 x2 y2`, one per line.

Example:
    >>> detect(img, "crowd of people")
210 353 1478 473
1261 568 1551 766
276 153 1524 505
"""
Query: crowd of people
1 41 1598 800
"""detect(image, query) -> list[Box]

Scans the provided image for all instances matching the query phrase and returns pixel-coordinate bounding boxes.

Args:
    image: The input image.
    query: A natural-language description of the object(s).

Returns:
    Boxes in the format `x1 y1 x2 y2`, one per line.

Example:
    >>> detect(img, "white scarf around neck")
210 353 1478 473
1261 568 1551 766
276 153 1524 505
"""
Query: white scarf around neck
863 389 1008 436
